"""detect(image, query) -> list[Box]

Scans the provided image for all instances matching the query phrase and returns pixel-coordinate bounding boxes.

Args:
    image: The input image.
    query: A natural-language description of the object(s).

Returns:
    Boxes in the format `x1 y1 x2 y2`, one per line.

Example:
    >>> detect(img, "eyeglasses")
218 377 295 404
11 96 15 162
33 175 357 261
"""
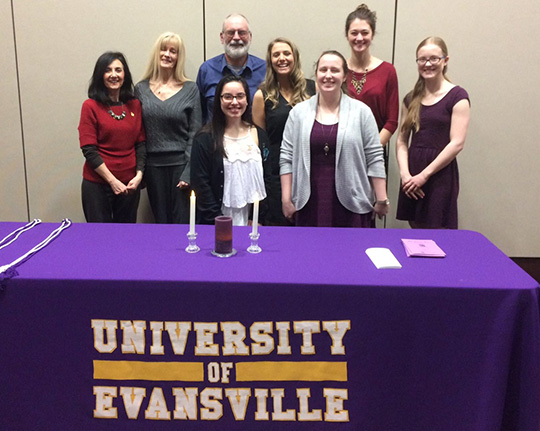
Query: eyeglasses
416 56 446 66
224 30 249 38
220 93 246 102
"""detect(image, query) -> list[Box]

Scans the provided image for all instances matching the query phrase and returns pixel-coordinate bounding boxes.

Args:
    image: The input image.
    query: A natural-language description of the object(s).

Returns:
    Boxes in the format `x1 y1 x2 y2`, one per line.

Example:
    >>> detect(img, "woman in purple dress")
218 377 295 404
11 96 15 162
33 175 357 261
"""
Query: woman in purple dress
280 51 388 227
396 37 470 229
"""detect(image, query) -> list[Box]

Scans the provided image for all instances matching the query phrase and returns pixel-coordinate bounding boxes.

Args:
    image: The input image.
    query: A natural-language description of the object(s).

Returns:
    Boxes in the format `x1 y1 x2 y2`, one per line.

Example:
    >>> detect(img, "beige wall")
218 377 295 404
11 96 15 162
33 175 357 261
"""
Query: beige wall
1 0 539 256
1 0 27 221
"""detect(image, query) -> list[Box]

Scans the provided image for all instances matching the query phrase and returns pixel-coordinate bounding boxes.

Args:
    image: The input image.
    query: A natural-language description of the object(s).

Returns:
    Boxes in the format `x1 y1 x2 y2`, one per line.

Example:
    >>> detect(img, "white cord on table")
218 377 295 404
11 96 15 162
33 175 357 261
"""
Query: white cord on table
0 219 72 275
0 219 42 251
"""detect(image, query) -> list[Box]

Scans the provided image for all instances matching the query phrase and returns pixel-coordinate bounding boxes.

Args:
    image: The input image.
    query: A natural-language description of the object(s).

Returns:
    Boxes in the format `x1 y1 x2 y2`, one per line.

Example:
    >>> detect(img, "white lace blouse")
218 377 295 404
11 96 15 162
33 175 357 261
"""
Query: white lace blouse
222 128 266 211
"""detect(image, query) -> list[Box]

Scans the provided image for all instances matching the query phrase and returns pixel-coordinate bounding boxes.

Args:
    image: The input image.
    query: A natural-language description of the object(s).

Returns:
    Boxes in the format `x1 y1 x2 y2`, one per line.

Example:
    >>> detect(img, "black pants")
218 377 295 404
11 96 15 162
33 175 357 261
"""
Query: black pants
81 179 140 223
145 165 189 224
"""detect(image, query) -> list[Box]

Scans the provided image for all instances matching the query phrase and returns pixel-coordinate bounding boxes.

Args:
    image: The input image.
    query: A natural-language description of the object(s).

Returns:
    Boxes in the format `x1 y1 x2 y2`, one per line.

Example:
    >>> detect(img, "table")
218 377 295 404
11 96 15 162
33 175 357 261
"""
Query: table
0 222 538 430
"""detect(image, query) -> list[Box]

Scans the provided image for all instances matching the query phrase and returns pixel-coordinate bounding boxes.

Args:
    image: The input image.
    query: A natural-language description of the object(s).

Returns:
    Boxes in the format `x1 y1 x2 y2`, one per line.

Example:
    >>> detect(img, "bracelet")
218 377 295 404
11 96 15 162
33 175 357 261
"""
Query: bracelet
375 199 390 206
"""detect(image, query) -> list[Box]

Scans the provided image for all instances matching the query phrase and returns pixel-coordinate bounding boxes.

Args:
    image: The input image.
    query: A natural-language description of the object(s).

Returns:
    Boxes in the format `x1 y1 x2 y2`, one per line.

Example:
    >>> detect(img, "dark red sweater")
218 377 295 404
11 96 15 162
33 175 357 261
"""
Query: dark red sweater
78 98 145 184
346 61 399 134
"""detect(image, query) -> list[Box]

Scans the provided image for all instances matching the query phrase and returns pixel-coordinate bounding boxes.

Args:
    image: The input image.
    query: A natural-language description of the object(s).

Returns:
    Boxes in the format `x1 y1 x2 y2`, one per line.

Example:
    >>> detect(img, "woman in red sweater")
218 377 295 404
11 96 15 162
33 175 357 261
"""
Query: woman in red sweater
345 4 399 149
78 52 146 223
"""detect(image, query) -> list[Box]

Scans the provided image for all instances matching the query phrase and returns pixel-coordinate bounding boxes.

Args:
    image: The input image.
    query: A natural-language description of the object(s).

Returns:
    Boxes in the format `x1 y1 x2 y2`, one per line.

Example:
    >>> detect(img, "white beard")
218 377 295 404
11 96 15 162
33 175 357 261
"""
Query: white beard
224 41 250 59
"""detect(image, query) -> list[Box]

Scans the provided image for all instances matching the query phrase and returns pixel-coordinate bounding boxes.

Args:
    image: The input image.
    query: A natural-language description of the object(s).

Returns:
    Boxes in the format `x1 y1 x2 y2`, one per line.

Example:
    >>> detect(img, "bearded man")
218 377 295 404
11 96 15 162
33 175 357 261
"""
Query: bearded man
196 13 266 122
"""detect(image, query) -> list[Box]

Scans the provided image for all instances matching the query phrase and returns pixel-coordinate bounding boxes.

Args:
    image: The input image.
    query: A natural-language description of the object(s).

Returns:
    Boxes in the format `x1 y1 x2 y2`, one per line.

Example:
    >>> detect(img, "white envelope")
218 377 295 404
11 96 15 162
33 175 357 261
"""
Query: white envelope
365 247 402 269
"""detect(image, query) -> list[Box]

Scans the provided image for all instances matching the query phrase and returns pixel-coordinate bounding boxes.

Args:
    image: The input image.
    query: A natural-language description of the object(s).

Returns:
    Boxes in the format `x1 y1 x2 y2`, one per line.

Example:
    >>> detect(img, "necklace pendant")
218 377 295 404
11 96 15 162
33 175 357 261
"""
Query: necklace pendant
324 144 330 156
351 69 368 95
108 107 126 121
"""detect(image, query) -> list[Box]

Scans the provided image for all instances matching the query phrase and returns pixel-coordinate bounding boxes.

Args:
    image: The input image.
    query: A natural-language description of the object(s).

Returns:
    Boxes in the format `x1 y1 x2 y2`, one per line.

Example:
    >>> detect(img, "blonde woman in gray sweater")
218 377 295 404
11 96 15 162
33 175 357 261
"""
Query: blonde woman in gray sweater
136 32 202 224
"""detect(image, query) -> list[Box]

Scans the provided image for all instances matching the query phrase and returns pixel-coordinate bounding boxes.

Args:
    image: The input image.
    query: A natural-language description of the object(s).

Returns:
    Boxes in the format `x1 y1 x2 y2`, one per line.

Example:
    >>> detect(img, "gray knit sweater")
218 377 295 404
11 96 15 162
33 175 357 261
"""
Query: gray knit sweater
135 80 202 182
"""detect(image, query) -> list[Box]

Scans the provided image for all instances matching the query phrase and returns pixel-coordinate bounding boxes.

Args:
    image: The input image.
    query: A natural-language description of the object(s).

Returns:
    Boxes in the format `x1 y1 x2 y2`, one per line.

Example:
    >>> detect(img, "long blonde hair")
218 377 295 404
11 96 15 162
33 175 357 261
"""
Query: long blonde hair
401 36 449 134
260 37 311 110
141 32 189 83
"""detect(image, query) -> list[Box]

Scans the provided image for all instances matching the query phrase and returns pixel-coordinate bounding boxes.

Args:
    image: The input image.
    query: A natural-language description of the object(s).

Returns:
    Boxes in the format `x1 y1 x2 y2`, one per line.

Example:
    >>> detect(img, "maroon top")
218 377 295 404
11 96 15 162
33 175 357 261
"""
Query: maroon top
296 121 371 227
346 61 399 134
396 86 470 228
78 98 145 184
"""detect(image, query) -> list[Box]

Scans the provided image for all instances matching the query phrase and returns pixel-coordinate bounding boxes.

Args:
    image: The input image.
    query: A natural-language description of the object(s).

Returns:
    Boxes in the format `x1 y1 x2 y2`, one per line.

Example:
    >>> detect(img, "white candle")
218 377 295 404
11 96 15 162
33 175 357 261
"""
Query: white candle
252 194 259 236
189 191 196 235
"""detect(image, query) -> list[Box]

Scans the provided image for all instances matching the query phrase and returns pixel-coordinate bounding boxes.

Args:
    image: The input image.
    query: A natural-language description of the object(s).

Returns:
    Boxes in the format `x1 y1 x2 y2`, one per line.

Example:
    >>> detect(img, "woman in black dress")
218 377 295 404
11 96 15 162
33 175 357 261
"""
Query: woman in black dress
252 37 315 225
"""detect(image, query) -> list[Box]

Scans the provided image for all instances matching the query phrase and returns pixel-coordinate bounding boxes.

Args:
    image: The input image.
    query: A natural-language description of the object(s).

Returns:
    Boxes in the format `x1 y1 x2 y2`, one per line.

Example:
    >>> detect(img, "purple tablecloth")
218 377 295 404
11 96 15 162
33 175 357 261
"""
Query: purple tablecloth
0 222 538 430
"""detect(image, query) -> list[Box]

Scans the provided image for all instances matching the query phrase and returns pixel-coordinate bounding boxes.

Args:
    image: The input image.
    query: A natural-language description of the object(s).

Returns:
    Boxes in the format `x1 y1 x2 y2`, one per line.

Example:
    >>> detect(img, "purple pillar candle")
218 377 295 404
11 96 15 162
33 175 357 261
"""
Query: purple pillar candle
215 216 233 254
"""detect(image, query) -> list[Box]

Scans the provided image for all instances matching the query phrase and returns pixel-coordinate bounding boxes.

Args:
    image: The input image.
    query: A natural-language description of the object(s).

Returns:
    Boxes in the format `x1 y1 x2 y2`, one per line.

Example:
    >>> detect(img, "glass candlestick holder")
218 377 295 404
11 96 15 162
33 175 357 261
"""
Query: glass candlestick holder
247 232 261 254
185 232 200 253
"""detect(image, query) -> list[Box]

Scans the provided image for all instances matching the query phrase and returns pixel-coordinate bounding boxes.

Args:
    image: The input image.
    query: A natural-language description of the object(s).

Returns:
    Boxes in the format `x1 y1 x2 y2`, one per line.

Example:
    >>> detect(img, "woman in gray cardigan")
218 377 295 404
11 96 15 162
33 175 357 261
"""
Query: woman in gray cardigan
280 50 388 227
136 32 202 224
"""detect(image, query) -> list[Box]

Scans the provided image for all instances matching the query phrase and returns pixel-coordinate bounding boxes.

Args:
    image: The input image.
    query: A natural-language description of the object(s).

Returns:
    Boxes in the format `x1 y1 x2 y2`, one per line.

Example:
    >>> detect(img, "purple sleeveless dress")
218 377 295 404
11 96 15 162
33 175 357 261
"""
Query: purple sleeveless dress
296 121 372 227
396 86 469 229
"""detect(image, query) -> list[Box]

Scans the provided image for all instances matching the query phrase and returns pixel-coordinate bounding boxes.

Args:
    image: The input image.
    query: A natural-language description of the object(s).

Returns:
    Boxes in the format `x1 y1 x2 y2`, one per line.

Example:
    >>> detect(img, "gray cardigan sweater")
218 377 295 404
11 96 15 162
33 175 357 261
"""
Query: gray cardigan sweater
280 93 385 214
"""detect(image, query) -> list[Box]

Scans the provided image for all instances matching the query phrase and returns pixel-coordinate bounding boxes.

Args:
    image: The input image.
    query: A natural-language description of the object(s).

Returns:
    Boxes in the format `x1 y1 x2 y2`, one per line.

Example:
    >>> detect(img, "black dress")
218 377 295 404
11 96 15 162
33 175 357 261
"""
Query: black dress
263 79 316 225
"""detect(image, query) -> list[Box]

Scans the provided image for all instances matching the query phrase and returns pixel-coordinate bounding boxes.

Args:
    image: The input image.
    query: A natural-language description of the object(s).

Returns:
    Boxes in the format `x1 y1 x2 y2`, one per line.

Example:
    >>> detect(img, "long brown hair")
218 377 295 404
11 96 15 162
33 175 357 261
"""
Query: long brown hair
200 75 252 158
260 37 311 110
401 36 449 134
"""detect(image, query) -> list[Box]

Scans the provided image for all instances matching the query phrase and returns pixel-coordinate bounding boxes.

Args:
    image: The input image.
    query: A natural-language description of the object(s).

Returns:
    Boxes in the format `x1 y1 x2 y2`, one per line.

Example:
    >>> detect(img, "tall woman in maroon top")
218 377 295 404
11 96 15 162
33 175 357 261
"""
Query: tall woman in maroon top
345 4 399 149
396 37 470 229
78 52 146 223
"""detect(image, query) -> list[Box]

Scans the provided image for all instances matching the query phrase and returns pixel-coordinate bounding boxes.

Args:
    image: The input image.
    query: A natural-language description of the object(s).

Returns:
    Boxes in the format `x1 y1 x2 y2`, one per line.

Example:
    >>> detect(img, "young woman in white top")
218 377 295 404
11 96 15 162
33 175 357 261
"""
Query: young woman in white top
191 75 268 225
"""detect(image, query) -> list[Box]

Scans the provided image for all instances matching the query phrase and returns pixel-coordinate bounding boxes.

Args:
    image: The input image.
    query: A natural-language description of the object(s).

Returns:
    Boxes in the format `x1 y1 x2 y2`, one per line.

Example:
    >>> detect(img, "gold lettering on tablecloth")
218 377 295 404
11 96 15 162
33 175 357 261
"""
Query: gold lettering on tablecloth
92 319 350 356
92 320 117 353
94 385 349 422
172 387 198 420
120 321 146 354
92 318 351 423
119 387 146 419
145 387 170 420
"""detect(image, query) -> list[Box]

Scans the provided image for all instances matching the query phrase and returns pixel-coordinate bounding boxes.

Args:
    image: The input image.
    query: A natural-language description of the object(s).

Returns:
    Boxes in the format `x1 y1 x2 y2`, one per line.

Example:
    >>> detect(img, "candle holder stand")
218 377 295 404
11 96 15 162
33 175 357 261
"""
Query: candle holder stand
247 232 262 254
185 232 200 253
